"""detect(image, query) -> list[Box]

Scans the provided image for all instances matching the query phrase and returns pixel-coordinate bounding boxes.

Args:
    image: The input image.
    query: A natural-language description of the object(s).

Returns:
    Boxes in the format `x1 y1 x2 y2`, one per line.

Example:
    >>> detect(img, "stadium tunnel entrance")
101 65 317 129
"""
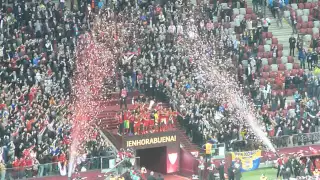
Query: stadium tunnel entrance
136 146 167 174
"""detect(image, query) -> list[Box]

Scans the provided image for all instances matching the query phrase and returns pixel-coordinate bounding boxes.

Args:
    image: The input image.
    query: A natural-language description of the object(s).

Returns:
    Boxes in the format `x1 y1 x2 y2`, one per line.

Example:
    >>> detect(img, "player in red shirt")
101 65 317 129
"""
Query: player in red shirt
144 112 150 133
276 154 285 178
129 112 135 134
158 110 167 132
143 119 149 134
139 116 145 135
134 115 140 135
168 110 177 129
116 111 123 135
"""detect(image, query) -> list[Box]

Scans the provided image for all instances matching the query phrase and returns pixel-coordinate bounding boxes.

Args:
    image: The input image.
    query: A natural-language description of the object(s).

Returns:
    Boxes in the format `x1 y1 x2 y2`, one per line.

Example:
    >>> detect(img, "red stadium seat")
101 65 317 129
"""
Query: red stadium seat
301 22 308 29
288 56 294 63
307 28 313 34
262 32 267 39
293 63 300 69
245 14 252 20
276 58 282 64
262 72 269 78
257 52 264 58
268 58 273 65
278 64 285 71
307 21 314 28
270 71 277 78
291 69 298 76
277 51 283 57
272 38 278 44
304 2 311 9
263 52 270 58
296 23 302 30
299 29 307 34
311 2 317 8
298 3 304 9
246 8 253 14
263 65 270 72
308 15 313 22
284 70 291 77
297 17 303 24
260 78 266 85
277 44 283 51
298 69 304 76
267 32 273 39
258 45 264 52
286 89 293 96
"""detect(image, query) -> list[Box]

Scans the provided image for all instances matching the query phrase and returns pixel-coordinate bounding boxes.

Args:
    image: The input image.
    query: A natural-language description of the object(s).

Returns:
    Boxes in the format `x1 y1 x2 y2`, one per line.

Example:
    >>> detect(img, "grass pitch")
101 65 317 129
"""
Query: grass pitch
242 168 277 180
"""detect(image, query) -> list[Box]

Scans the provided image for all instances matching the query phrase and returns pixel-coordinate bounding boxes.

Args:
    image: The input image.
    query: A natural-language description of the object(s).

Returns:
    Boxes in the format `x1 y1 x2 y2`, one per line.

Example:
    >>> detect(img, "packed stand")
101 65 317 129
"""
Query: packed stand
107 0 263 151
231 0 320 152
0 1 114 179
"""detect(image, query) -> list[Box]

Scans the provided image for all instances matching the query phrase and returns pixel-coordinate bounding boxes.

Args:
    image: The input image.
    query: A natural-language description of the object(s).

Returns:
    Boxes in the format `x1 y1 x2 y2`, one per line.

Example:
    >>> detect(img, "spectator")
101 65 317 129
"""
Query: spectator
289 35 296 57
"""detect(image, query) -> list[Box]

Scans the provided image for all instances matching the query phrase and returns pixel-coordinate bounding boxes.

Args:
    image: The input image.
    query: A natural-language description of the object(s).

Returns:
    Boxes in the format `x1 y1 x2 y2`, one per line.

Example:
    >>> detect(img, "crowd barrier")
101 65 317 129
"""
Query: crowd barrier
231 132 320 151
2 156 117 179
270 132 320 148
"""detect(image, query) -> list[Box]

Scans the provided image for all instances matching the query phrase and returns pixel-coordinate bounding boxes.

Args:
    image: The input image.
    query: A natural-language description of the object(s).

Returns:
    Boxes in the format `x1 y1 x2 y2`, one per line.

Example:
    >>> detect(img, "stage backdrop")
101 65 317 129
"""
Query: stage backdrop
231 150 261 172
122 131 180 174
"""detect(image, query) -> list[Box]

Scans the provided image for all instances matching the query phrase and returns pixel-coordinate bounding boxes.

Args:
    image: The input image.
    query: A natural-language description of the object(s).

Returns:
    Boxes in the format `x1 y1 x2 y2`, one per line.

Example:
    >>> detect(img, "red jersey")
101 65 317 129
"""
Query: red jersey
129 115 135 123
12 159 20 167
25 158 33 167
19 158 26 167
59 153 66 162
124 112 130 121
159 112 167 123
277 158 284 166
144 113 150 120
143 119 149 126
134 120 140 128
116 114 123 123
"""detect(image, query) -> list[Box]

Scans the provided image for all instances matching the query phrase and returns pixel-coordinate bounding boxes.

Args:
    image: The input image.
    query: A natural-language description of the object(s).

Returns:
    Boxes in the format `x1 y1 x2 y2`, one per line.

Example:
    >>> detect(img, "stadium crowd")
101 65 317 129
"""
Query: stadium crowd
0 0 115 179
112 0 320 153
0 0 319 179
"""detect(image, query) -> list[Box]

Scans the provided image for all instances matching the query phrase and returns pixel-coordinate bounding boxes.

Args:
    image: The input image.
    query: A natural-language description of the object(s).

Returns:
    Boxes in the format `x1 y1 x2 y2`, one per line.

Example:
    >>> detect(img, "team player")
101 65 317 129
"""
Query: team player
116 102 177 135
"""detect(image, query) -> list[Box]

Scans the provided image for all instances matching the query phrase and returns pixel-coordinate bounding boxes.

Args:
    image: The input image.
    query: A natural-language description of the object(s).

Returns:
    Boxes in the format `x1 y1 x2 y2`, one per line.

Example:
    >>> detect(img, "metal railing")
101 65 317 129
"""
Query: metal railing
230 132 320 152
1 155 117 180
199 143 226 159
270 132 320 148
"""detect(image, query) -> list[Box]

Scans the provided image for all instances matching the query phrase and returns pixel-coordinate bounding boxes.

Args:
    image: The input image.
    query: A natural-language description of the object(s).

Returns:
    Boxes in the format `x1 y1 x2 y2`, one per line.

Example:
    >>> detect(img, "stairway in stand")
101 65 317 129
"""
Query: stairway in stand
246 0 293 52
176 123 200 153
